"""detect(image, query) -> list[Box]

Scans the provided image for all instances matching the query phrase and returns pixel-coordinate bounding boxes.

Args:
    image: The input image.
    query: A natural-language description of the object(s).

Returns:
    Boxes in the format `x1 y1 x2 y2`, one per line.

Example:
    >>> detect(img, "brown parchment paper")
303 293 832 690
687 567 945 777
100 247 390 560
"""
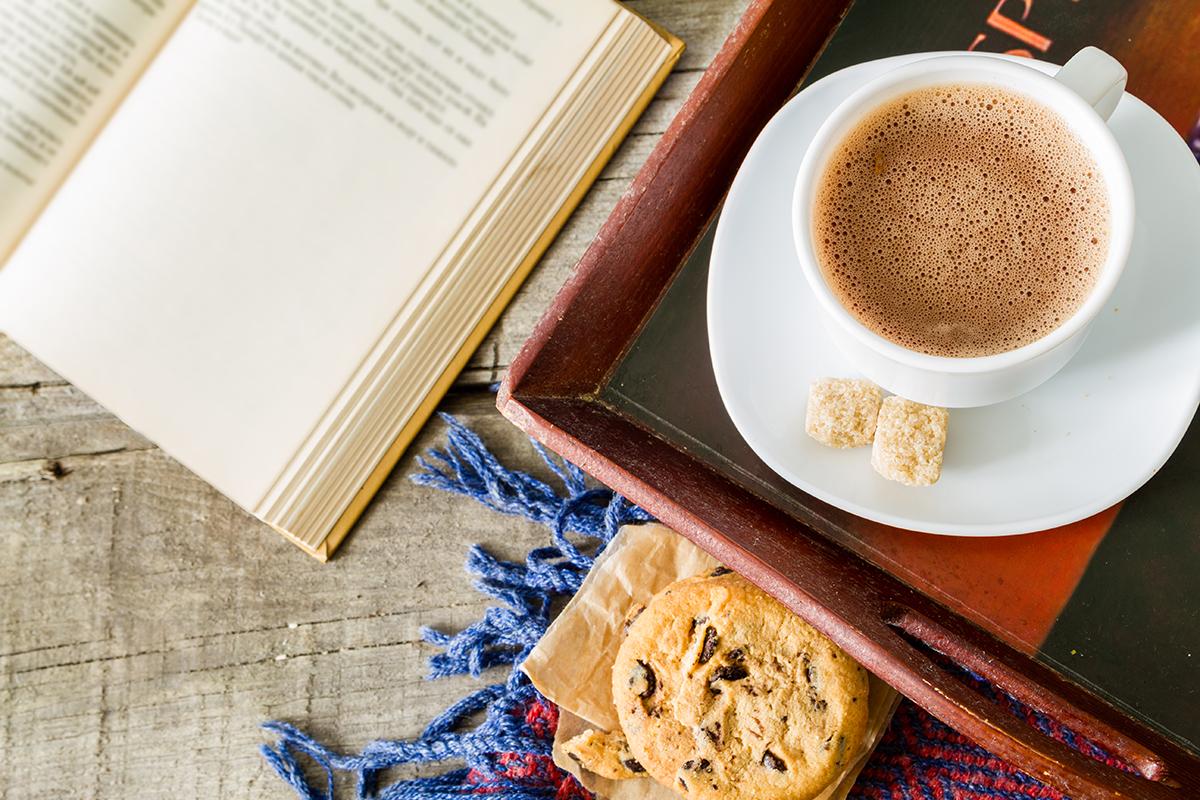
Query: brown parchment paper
522 523 900 800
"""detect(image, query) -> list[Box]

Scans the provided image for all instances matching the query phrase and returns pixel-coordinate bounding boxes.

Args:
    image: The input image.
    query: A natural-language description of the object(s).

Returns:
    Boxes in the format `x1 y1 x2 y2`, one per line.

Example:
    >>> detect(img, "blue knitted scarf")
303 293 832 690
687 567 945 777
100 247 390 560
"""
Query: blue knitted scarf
260 414 651 799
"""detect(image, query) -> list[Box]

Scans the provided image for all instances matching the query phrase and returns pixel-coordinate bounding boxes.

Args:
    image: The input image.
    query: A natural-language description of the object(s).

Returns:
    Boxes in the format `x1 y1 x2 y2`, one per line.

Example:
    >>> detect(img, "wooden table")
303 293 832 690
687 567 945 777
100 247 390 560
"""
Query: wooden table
0 3 747 796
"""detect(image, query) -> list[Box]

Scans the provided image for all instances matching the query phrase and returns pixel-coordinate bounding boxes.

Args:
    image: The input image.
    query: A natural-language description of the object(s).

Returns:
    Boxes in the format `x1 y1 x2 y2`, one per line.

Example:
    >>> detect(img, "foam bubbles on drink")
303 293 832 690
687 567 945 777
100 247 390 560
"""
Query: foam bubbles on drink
813 83 1109 358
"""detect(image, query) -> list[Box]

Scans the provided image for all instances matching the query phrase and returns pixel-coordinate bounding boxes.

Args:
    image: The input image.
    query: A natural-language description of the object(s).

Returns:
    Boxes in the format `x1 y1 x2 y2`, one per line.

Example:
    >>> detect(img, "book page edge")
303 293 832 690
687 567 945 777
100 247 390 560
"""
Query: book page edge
285 32 682 560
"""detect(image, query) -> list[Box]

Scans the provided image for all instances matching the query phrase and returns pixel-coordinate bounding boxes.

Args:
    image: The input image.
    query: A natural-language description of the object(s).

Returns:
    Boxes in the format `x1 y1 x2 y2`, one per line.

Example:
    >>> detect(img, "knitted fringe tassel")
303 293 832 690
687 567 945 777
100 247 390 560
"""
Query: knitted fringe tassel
260 413 652 799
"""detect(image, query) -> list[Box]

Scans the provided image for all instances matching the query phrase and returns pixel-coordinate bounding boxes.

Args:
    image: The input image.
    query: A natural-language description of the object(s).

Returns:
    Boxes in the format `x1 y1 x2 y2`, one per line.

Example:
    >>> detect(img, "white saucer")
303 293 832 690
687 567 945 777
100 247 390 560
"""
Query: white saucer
708 53 1200 536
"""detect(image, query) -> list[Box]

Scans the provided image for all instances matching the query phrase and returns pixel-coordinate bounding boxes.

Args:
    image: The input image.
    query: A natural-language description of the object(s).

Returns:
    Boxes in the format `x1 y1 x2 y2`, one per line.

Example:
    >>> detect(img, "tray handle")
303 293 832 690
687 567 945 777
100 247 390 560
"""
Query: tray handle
877 602 1179 797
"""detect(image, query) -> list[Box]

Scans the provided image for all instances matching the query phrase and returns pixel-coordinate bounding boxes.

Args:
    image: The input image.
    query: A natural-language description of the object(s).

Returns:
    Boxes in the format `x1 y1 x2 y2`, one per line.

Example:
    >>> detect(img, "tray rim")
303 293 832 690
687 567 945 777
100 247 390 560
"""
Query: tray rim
497 1 1199 796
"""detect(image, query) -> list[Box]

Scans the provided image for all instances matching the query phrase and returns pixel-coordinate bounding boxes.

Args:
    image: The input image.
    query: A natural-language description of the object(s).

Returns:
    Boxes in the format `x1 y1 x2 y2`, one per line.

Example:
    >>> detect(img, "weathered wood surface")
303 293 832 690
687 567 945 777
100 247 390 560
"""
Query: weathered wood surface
0 2 747 797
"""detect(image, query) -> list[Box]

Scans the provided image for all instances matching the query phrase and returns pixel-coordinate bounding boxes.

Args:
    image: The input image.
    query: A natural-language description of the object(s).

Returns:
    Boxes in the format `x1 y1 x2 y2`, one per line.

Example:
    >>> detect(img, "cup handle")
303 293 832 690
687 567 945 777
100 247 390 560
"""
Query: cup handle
1054 46 1127 122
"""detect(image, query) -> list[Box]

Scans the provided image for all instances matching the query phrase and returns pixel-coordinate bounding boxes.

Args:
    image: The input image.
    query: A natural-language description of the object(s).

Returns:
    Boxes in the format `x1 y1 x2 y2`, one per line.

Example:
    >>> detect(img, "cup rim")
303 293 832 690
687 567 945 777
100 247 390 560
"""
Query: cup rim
792 52 1135 375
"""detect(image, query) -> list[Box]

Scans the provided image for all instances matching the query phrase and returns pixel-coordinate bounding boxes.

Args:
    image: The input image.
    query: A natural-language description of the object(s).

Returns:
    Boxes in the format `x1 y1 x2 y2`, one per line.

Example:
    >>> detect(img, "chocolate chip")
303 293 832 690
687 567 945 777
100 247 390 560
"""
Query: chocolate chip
623 605 645 633
781 715 788 725
702 723 721 744
812 698 828 712
805 664 818 686
726 648 744 662
823 734 833 750
622 758 645 773
710 566 733 576
762 750 787 771
683 759 694 770
630 660 656 698
679 777 688 791
712 664 749 682
567 752 581 763
707 662 748 694
698 626 718 665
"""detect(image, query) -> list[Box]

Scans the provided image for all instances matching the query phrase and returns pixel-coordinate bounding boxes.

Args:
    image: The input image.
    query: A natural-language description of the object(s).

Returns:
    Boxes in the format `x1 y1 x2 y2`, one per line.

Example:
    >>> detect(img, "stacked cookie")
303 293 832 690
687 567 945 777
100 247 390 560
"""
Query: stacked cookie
564 569 869 799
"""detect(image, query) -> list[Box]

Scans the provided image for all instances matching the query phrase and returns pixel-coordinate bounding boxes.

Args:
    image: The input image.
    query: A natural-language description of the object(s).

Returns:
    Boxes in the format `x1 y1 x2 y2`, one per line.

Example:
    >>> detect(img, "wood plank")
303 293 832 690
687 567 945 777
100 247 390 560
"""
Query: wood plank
0 392 582 797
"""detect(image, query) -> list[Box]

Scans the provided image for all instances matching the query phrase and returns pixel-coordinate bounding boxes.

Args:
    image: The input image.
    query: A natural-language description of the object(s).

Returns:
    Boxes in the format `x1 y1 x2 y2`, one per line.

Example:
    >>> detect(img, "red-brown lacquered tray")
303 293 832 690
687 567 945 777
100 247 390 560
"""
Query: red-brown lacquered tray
499 1 1200 797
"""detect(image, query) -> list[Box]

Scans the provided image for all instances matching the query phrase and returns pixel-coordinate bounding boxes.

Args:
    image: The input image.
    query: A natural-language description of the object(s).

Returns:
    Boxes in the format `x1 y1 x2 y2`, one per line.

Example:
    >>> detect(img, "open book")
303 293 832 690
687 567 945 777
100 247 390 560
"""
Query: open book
0 0 681 559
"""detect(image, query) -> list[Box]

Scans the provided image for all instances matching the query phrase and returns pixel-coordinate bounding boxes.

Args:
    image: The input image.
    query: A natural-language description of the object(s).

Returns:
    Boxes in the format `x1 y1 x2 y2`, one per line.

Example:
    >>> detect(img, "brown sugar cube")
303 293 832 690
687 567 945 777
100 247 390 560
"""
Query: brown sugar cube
870 397 949 486
805 378 883 448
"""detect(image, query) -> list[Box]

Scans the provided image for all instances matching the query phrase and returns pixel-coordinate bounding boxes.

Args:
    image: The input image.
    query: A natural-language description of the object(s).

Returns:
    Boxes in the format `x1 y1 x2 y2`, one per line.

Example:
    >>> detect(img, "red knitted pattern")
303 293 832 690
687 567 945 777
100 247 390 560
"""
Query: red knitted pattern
490 693 1134 800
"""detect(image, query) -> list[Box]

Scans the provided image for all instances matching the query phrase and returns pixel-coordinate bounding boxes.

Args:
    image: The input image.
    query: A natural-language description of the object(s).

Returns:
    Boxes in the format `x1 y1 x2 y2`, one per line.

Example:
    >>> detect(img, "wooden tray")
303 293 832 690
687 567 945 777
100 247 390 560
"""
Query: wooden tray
498 1 1200 796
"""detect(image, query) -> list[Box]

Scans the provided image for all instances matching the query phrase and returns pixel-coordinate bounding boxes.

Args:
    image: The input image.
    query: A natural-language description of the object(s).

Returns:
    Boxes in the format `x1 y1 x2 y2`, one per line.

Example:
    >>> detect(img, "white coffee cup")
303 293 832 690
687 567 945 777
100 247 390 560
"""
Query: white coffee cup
792 48 1134 408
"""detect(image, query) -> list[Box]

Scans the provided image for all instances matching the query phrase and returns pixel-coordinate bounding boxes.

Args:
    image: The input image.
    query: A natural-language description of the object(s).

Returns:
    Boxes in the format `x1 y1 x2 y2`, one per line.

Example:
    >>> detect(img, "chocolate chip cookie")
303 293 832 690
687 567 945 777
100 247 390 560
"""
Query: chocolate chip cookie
612 571 869 800
561 728 646 780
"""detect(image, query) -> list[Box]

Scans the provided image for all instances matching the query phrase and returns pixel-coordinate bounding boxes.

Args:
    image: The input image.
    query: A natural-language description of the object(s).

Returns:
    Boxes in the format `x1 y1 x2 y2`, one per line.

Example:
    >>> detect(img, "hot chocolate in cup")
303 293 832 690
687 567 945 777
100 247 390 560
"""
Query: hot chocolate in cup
792 47 1134 408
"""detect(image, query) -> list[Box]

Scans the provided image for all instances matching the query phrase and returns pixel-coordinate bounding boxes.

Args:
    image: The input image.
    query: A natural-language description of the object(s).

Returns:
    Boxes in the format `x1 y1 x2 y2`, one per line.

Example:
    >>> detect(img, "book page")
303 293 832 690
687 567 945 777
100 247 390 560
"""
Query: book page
0 0 618 512
0 0 192 262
